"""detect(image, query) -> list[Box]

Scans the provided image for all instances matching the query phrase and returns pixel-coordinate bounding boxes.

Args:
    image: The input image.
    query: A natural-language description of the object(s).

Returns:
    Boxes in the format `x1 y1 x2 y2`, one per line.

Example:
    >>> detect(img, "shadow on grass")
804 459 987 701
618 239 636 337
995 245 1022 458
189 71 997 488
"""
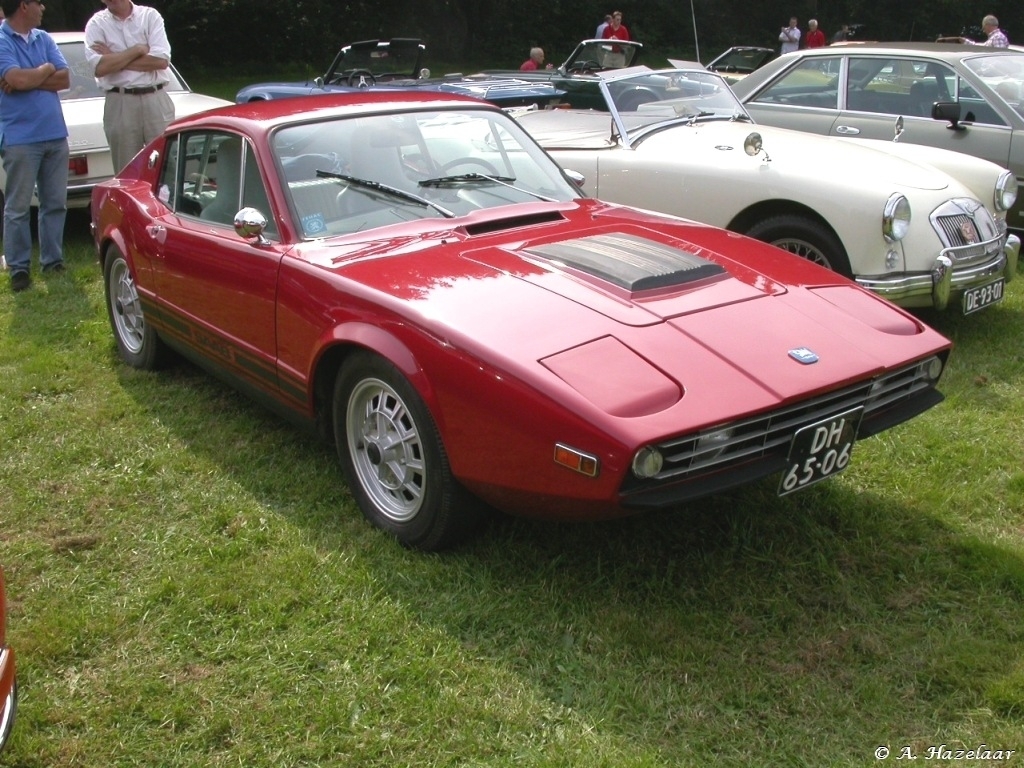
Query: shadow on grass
116 348 1024 762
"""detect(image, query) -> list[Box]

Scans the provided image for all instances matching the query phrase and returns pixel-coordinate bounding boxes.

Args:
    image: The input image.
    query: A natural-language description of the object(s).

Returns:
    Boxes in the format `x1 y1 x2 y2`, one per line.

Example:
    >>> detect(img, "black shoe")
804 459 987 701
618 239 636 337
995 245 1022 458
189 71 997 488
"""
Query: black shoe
42 262 65 274
11 271 31 292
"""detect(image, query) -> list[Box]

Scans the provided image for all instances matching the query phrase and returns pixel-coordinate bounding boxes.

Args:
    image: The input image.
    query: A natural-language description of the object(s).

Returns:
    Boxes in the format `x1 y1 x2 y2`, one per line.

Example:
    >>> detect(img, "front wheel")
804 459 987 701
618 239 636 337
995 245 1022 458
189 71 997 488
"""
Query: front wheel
744 214 853 278
103 245 167 369
333 351 478 550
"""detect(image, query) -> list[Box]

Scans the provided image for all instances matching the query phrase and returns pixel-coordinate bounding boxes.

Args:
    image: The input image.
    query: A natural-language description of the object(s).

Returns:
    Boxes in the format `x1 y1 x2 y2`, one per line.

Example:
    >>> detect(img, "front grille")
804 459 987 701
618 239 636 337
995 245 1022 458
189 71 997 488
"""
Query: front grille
634 357 939 485
931 198 1003 266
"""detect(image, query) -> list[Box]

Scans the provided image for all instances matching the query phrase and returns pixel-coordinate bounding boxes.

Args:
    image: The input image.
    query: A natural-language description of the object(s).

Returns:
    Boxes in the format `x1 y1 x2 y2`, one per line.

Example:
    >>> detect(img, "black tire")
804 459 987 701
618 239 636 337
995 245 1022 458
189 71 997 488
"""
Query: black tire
744 214 853 278
103 245 168 369
333 351 478 551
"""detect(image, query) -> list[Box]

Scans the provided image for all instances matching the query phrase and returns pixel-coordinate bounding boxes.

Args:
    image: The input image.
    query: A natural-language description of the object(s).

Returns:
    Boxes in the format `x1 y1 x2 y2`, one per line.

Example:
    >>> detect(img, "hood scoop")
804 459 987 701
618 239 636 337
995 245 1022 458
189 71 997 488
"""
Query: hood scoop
525 233 725 291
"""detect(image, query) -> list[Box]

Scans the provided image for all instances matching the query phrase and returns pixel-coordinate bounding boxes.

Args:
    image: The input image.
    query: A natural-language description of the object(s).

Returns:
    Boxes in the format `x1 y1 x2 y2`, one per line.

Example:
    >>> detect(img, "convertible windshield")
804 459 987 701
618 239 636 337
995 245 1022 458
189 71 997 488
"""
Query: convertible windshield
604 70 753 135
273 108 579 237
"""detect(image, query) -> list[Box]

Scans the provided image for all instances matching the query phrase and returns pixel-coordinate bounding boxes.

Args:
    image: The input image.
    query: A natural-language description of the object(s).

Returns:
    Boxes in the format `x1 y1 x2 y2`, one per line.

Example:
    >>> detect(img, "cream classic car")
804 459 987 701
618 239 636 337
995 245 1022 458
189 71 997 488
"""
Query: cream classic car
515 64 1019 314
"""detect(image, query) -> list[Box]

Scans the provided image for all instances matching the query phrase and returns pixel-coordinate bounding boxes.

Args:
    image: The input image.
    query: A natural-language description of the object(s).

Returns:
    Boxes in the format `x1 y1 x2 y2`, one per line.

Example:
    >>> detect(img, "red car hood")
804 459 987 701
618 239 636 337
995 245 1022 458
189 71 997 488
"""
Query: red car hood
319 203 947 425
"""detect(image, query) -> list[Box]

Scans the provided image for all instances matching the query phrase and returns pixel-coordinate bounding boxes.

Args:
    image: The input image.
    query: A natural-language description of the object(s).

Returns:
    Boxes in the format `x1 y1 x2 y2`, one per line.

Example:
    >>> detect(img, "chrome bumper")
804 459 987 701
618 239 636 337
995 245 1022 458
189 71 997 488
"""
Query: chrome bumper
856 233 1019 310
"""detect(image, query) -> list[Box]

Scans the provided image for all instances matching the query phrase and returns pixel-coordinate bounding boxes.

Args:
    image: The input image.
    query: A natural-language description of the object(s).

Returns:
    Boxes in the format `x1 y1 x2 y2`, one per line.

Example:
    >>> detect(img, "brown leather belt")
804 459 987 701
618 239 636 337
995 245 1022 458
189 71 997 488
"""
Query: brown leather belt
108 83 165 95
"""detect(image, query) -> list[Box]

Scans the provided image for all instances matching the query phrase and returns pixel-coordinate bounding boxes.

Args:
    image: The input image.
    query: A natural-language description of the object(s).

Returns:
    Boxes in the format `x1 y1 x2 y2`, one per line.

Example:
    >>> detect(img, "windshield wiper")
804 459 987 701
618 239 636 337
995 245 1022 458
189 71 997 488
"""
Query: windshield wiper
418 172 516 186
316 170 454 218
419 172 559 202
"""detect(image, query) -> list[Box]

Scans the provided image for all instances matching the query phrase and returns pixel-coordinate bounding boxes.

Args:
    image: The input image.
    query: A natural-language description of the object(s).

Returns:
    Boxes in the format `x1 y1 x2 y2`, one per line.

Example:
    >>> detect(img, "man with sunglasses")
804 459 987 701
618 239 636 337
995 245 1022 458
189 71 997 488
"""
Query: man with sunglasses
0 0 69 292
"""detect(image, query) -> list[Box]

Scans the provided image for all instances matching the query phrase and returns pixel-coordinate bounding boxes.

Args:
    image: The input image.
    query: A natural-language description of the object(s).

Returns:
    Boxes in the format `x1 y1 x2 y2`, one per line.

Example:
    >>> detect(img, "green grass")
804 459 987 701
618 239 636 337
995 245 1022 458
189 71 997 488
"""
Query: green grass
2 213 1023 766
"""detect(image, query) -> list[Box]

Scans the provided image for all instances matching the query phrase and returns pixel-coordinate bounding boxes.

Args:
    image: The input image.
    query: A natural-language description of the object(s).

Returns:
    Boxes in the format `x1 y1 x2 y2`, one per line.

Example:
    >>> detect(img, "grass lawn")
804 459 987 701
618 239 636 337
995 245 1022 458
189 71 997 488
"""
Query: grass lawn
1 208 1023 762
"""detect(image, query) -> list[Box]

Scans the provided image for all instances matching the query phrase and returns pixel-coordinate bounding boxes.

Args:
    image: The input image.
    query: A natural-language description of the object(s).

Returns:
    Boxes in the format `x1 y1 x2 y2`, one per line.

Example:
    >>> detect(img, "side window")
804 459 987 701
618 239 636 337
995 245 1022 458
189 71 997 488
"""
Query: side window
749 57 840 109
957 77 1008 126
847 58 961 119
160 132 278 239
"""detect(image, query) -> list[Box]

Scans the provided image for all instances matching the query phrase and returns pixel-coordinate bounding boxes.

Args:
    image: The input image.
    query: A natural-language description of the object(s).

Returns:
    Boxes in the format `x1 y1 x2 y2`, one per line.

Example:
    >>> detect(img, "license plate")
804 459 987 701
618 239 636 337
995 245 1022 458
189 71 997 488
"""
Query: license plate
962 278 1004 315
779 407 863 496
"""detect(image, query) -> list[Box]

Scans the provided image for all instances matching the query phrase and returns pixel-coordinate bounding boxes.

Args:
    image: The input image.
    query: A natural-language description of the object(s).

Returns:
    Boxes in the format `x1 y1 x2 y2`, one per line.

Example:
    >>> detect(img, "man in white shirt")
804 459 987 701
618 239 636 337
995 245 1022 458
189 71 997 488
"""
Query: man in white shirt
84 0 174 172
779 17 801 54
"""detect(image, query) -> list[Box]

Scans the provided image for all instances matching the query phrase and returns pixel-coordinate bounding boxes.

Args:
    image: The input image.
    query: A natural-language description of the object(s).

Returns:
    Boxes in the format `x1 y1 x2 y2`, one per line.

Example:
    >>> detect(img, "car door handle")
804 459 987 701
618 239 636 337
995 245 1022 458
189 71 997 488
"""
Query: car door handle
835 125 860 135
146 225 167 245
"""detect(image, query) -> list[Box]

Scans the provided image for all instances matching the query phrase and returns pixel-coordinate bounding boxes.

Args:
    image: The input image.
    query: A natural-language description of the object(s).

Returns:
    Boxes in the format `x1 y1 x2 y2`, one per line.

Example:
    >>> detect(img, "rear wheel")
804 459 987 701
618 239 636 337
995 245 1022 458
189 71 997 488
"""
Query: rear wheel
104 245 168 369
333 351 478 550
744 214 853 278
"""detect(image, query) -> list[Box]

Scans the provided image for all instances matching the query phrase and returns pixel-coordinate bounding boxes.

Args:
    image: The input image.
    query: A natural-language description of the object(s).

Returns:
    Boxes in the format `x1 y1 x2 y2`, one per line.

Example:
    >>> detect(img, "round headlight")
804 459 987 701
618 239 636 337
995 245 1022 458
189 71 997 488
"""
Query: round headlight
632 446 664 479
882 194 911 242
994 170 1018 212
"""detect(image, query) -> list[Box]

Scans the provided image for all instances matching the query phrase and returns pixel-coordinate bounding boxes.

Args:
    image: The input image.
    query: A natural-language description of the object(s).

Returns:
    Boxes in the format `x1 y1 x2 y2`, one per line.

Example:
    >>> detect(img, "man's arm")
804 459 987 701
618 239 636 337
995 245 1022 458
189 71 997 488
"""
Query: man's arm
1 61 60 91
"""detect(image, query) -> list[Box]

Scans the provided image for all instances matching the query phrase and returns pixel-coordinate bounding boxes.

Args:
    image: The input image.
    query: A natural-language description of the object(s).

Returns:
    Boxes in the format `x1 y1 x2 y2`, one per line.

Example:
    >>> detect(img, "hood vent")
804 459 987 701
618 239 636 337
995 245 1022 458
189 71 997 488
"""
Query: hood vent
525 233 725 292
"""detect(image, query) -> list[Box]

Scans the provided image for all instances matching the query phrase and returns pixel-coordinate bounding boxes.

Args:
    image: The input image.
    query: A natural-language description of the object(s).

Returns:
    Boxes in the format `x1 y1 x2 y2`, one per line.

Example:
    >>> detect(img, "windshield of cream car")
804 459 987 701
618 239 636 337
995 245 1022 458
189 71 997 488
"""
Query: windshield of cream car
962 54 1024 119
605 70 751 130
273 109 580 237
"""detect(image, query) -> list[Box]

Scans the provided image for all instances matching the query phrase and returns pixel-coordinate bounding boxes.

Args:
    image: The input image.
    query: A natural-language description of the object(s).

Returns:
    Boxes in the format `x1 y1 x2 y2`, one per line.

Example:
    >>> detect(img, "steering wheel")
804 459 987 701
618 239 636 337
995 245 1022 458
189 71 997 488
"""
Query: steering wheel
437 158 501 176
347 69 377 88
567 59 601 74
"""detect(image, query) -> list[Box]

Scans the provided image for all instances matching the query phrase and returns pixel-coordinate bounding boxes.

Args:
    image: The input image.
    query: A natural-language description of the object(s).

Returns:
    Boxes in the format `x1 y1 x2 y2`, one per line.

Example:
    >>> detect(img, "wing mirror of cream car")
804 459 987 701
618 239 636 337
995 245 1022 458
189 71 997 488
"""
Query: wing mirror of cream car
893 115 905 142
743 132 772 162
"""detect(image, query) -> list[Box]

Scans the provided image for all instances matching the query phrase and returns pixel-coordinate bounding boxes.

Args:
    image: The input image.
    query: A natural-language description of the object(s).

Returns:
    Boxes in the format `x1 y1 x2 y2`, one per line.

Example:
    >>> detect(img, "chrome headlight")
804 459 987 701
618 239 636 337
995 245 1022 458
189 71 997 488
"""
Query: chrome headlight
882 194 911 242
994 170 1018 212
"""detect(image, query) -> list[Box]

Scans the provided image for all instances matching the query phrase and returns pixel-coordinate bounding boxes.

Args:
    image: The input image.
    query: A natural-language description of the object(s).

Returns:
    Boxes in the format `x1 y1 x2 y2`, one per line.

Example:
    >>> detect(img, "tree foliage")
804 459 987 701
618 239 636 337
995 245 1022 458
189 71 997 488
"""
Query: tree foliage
40 0 1024 71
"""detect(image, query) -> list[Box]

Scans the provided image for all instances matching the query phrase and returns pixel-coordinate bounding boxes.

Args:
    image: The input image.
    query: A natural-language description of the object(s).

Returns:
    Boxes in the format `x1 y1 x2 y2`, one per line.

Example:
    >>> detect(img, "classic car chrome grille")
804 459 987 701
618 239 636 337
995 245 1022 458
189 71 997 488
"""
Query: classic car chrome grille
644 358 938 482
931 199 1002 265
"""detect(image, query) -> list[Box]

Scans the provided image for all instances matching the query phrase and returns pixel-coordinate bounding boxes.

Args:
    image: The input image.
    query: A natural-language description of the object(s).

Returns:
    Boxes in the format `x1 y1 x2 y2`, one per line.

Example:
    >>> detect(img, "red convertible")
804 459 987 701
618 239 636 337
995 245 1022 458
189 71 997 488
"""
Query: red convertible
91 92 952 550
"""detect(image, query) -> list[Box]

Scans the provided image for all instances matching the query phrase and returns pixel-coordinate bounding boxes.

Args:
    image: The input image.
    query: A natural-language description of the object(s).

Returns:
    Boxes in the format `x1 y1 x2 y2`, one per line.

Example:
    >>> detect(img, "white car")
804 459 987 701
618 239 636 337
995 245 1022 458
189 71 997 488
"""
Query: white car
515 64 1020 314
0 32 230 214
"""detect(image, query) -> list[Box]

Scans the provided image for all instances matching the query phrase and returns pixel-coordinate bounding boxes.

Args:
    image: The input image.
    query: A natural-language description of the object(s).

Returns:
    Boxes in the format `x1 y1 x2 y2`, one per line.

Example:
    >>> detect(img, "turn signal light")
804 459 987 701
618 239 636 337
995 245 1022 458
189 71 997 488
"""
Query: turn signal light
554 443 599 477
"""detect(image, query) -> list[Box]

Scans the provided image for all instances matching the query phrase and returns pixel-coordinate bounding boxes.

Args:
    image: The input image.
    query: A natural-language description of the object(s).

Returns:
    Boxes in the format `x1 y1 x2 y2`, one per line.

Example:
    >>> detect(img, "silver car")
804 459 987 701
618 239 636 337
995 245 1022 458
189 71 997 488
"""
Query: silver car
732 43 1024 231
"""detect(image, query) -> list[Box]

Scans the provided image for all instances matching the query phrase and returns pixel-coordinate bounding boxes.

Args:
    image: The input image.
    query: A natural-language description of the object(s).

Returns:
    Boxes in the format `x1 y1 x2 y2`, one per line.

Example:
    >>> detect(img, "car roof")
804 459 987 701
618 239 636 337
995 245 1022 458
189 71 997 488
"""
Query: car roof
49 31 86 43
780 41 1023 57
171 90 501 134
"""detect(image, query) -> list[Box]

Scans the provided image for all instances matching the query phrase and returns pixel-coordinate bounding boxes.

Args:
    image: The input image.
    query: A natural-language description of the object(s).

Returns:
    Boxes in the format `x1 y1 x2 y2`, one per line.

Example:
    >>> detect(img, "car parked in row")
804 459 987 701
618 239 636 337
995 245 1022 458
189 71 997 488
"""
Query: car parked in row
235 38 565 109
515 63 1019 314
91 92 952 550
731 43 1024 231
480 38 644 108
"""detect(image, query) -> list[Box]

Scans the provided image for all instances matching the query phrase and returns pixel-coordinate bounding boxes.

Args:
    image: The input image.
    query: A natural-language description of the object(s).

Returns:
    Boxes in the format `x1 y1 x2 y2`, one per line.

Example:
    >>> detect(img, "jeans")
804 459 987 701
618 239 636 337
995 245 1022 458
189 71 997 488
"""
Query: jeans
2 138 69 274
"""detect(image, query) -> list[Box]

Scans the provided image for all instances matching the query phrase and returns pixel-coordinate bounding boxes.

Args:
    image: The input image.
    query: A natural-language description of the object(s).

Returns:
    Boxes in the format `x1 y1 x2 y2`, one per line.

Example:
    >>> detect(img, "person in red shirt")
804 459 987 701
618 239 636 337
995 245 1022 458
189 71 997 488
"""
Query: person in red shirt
806 19 826 48
520 47 550 71
602 10 629 42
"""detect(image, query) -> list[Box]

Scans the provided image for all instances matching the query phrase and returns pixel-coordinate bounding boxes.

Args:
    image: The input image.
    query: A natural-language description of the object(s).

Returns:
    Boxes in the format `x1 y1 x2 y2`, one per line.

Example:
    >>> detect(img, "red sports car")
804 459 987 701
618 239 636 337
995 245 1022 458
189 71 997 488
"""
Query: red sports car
91 92 952 550
0 567 16 755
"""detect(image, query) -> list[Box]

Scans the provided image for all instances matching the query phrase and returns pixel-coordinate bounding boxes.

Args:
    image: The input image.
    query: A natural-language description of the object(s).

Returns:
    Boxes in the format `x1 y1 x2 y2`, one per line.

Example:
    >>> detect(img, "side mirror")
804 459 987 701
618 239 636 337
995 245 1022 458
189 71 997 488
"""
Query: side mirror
563 169 586 188
932 101 966 131
234 207 271 245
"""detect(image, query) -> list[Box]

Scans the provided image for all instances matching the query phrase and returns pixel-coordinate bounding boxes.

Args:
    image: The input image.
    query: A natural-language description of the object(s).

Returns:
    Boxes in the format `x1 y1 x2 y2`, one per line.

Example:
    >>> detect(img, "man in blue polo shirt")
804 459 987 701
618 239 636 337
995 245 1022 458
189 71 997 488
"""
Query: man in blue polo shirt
0 0 69 292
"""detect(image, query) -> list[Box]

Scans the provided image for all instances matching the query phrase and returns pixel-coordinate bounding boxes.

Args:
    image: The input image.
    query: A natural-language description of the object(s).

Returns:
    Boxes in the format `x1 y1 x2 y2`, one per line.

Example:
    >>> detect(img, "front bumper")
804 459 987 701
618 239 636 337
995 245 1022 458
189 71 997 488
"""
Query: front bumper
856 233 1020 310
